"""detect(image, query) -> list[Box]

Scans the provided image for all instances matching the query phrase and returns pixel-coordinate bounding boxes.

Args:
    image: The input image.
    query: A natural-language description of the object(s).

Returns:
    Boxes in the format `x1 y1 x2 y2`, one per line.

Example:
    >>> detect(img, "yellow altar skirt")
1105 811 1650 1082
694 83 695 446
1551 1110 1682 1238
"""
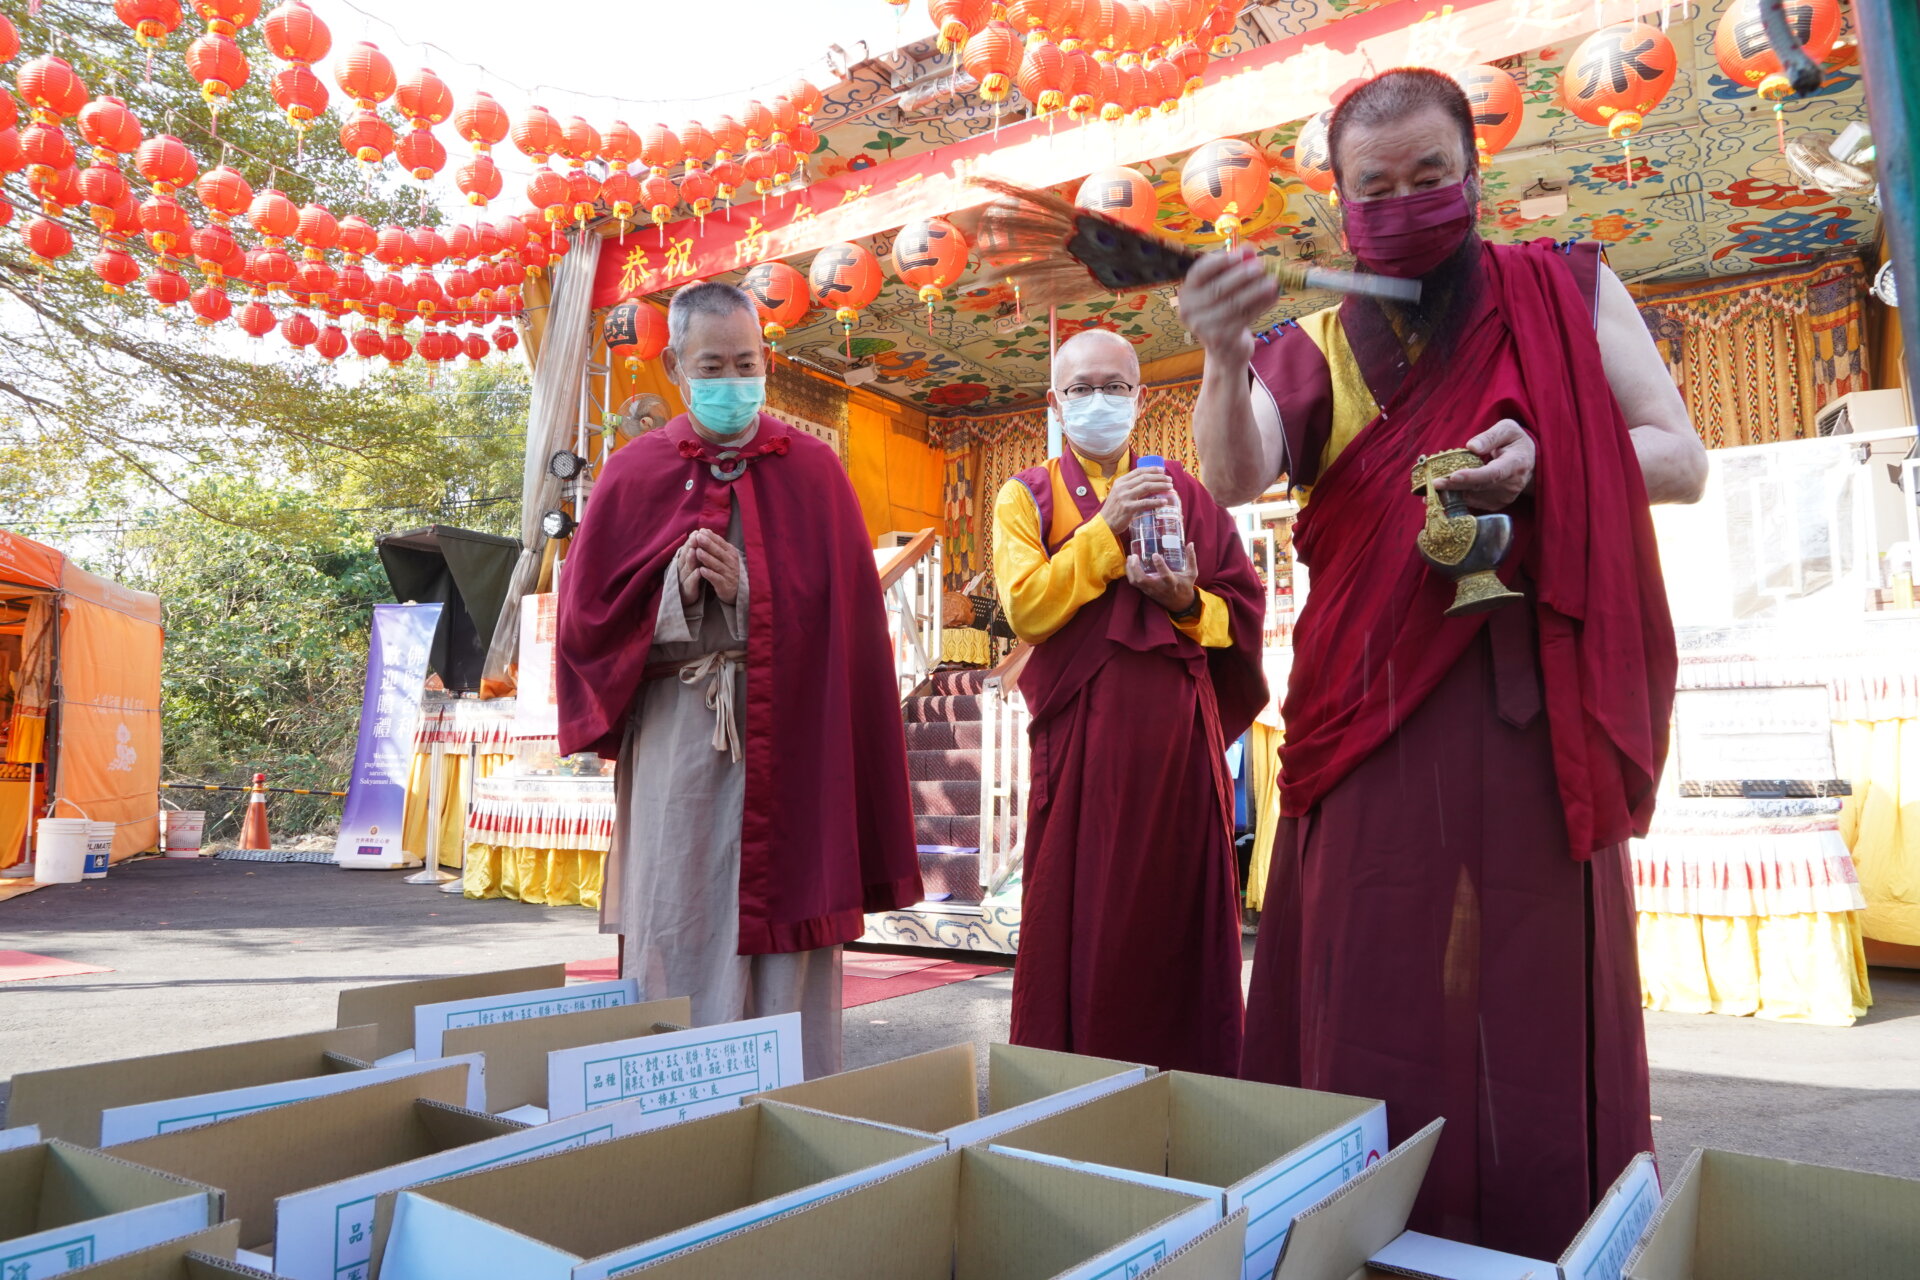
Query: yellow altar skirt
462 841 604 909
1637 910 1872 1027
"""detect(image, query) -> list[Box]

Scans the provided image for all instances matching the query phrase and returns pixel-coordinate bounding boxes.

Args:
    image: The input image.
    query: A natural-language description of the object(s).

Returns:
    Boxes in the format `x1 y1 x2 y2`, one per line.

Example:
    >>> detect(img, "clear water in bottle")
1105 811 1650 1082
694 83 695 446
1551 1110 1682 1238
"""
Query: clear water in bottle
1128 454 1186 574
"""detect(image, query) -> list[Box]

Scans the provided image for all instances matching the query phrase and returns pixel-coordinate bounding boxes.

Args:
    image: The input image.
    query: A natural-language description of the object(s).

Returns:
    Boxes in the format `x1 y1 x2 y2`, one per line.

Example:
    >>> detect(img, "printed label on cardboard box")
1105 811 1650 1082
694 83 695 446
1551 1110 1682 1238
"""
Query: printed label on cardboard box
97 1055 485 1146
413 980 639 1061
546 1014 803 1126
577 1145 947 1280
0 1193 211 1280
275 1104 647 1280
1561 1154 1659 1280
1235 1103 1389 1280
0 1125 41 1153
1057 1199 1222 1280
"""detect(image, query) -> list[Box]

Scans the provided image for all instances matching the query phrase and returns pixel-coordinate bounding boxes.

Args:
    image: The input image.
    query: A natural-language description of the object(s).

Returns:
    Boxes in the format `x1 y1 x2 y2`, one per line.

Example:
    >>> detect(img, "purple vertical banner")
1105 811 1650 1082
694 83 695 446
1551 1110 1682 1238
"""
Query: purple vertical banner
334 602 443 869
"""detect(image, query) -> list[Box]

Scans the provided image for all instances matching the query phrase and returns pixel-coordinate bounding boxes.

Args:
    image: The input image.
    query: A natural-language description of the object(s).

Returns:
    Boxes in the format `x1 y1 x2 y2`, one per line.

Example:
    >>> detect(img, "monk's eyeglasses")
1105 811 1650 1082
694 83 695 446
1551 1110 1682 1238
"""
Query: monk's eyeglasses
1060 381 1138 400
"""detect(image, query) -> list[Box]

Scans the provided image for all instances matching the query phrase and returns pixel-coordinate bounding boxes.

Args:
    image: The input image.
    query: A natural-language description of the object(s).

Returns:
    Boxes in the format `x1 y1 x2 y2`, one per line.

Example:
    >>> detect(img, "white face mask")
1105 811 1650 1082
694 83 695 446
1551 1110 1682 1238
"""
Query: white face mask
1059 391 1136 456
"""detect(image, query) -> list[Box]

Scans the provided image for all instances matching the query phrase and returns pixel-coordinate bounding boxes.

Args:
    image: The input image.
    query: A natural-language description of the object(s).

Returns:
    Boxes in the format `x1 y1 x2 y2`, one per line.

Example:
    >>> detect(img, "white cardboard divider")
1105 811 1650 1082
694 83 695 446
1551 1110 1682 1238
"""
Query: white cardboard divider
412 979 639 1061
1 1193 212 1279
381 1194 577 1280
97 1055 486 1147
0 1125 41 1153
940 1066 1150 1149
568 1143 946 1279
546 1013 804 1127
274 1104 649 1280
1235 1103 1389 1280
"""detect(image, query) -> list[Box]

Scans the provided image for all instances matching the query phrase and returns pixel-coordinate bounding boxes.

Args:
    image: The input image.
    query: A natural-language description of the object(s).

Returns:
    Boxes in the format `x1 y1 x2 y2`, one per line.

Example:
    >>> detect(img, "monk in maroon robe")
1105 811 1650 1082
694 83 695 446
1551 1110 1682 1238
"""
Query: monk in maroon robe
994 330 1266 1076
1180 70 1706 1254
557 282 921 1077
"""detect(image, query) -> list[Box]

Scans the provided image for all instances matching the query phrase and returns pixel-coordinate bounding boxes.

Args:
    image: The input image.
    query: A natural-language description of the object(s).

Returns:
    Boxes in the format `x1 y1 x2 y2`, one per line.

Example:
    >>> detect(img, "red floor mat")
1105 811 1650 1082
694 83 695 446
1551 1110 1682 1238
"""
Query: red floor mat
0 950 112 982
566 954 1001 1007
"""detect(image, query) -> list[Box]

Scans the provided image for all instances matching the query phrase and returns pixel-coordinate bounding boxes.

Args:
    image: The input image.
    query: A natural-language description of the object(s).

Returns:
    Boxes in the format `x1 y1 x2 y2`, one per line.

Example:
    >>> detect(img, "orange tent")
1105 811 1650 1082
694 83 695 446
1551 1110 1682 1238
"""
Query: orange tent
1 529 163 869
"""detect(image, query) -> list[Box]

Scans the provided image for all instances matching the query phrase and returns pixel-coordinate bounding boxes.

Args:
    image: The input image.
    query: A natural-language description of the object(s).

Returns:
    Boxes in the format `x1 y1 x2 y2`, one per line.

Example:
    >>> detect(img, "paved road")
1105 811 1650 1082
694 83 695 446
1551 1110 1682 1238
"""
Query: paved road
4 858 1916 1182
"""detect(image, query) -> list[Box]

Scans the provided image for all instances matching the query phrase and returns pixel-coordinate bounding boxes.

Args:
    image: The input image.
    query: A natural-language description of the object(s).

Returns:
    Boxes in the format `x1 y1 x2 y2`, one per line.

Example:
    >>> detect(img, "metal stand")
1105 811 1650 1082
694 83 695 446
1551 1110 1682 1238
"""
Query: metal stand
405 740 456 884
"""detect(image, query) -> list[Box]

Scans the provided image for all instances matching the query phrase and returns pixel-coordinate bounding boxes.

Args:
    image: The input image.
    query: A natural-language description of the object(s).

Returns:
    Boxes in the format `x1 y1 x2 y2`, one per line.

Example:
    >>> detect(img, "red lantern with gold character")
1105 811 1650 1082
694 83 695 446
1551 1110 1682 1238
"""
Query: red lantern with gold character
1291 111 1334 194
1561 25 1675 140
743 261 810 344
1715 0 1841 102
1453 64 1524 164
809 241 883 353
1076 165 1158 233
891 216 969 321
1180 136 1269 242
603 300 669 373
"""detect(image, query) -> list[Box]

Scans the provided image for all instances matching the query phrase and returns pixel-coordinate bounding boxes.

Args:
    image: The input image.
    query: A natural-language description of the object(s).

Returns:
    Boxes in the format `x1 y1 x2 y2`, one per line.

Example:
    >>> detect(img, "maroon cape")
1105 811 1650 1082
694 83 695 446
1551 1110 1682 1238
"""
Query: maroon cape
555 413 922 954
1008 452 1267 1075
1241 240 1666 1254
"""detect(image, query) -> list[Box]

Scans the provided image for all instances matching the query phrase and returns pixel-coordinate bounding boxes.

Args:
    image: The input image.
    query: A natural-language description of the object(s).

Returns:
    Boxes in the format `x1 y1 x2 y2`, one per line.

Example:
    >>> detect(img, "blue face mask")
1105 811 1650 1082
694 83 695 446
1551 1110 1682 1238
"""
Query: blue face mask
684 375 765 436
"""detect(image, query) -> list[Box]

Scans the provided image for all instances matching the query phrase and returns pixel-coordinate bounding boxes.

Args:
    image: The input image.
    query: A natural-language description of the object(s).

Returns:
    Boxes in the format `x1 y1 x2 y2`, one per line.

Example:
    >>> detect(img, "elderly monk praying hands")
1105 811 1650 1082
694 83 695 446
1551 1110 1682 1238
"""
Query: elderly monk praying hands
556 281 922 1079
992 329 1266 1076
1180 69 1705 1255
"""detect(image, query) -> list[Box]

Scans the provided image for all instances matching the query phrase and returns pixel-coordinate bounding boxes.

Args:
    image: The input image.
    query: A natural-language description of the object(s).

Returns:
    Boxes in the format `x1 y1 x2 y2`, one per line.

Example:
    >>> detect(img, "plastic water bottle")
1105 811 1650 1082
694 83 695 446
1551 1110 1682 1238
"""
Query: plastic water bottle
1129 455 1186 574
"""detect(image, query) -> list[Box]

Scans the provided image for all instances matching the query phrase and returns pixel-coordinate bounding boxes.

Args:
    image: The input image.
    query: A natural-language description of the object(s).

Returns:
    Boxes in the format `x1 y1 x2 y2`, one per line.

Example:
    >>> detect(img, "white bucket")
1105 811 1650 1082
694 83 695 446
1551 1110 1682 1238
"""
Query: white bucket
35 819 91 884
85 821 113 879
162 810 206 857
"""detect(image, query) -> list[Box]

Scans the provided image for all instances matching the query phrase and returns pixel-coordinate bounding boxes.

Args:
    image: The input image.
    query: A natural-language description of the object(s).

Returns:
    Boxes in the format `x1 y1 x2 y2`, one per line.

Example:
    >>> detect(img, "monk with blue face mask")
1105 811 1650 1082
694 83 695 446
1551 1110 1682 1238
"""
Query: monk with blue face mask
990 328 1268 1077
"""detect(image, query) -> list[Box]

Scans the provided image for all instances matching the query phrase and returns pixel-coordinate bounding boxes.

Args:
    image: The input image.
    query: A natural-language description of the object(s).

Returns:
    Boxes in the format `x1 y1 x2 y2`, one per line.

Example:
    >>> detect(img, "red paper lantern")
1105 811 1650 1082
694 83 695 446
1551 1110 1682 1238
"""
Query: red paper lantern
1715 0 1841 101
337 215 377 260
193 0 261 30
347 325 380 358
1063 45 1098 117
282 311 318 348
963 20 1023 103
1147 56 1183 112
787 79 823 122
455 91 510 152
1018 41 1070 116
602 120 642 170
0 92 15 134
1452 63 1525 163
249 187 299 241
185 32 250 103
410 225 449 267
457 155 504 206
680 120 717 168
374 224 411 267
0 14 15 63
294 258 335 303
709 157 745 204
295 202 337 252
31 163 82 214
136 133 196 193
147 267 190 306
561 115 601 166
1076 165 1158 233
196 164 252 222
18 56 89 122
601 169 640 220
769 95 798 143
493 324 519 353
808 242 883 327
339 108 394 164
528 169 570 221
1180 136 1270 238
891 216 969 307
80 165 131 224
383 331 413 366
462 331 489 362
742 261 810 342
262 0 328 62
93 245 141 292
640 173 678 227
0 129 21 176
191 284 232 324
237 298 277 338
21 124 74 183
513 105 563 161
335 42 396 106
116 0 184 47
1560 24 1675 142
493 213 529 253
1292 111 1334 193
1170 37 1206 97
315 324 348 360
678 168 718 219
248 245 295 291
141 193 189 252
640 123 683 175
191 222 237 276
272 65 328 126
740 99 774 148
566 168 601 222
395 128 447 181
603 300 669 372
79 97 143 158
396 68 453 126
930 0 990 53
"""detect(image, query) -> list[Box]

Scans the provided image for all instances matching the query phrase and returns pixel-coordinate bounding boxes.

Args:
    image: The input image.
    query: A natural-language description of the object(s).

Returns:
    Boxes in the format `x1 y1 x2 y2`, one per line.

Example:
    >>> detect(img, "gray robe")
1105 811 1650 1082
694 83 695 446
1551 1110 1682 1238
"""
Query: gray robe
601 503 843 1078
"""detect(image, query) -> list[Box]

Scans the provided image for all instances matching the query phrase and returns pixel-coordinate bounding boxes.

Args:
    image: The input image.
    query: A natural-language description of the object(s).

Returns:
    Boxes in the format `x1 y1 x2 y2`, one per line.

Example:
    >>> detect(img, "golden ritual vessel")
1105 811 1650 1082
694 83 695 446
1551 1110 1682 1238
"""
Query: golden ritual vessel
1411 448 1526 618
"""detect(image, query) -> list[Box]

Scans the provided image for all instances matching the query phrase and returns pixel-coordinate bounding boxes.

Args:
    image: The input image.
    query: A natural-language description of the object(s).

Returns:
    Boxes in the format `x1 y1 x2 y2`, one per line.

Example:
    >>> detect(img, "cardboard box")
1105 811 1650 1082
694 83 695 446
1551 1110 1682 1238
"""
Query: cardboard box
60 1224 271 1279
0 1141 222 1279
1272 1123 1658 1280
337 965 570 1062
5 1028 377 1147
1138 1211 1250 1280
276 1104 652 1280
990 1071 1389 1280
412 979 639 1062
370 1100 946 1279
545 1012 805 1129
441 998 691 1115
1624 1147 1920 1280
97 1055 486 1147
107 1065 510 1256
610 1145 1222 1279
748 1042 1149 1147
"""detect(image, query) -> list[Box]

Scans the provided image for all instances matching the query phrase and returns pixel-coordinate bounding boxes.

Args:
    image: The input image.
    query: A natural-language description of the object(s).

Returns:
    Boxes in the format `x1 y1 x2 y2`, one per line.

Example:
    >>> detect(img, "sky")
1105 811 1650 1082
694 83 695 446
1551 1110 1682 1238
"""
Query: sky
308 0 936 187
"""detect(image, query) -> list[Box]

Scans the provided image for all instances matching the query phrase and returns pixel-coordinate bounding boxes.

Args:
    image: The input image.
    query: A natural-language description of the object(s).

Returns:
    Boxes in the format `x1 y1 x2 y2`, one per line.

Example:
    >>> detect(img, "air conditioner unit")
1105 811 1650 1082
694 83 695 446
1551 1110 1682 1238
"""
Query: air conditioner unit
1816 389 1911 437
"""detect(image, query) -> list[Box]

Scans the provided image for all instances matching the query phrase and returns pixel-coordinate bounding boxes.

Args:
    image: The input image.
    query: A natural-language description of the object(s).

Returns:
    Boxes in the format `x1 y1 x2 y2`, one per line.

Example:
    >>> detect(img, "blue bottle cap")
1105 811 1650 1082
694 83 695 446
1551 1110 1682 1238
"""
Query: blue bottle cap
1137 454 1166 469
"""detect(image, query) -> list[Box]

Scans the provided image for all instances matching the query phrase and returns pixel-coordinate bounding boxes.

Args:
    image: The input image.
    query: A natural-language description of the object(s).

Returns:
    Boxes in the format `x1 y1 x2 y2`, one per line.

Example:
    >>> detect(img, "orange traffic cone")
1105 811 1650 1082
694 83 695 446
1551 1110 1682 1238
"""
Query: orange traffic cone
240 772 271 850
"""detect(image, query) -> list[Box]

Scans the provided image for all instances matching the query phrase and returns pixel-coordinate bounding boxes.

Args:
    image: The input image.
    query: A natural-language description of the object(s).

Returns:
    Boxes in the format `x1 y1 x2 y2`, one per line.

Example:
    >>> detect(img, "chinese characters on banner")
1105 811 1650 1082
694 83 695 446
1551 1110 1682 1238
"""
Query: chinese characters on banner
334 602 443 869
512 593 559 740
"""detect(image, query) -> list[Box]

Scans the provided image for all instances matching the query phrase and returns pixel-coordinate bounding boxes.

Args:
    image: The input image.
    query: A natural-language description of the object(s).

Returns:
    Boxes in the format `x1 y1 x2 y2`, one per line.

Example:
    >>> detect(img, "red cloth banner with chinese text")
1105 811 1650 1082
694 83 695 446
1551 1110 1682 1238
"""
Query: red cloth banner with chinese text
591 0 1649 308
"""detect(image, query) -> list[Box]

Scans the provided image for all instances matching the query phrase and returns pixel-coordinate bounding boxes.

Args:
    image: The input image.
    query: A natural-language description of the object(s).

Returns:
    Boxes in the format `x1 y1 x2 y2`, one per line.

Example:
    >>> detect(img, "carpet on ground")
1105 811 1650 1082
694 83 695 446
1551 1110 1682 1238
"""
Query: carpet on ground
566 953 1000 1006
0 950 112 982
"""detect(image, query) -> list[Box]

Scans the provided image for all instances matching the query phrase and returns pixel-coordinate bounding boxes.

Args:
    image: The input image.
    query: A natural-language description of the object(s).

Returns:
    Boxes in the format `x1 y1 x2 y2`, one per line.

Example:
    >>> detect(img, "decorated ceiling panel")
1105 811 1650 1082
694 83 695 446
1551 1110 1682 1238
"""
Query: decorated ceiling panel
724 0 1875 416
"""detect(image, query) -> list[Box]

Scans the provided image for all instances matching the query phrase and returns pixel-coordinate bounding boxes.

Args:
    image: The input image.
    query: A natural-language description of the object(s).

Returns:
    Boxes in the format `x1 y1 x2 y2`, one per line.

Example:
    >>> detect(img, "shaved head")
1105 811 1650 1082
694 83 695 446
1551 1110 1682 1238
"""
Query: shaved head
1052 328 1140 390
